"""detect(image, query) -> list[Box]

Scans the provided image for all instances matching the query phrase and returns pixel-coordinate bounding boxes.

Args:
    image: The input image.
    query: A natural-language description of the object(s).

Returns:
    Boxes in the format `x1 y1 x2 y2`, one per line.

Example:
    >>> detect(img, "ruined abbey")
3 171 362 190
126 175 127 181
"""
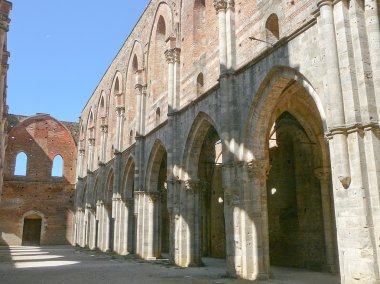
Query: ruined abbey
0 0 380 283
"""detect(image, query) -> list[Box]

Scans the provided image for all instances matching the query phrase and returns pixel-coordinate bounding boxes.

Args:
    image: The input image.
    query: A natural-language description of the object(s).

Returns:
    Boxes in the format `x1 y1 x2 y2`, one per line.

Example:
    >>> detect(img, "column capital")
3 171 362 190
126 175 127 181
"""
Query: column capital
115 106 125 116
214 0 228 12
165 48 181 64
316 0 333 9
100 124 108 133
227 0 235 9
88 138 95 147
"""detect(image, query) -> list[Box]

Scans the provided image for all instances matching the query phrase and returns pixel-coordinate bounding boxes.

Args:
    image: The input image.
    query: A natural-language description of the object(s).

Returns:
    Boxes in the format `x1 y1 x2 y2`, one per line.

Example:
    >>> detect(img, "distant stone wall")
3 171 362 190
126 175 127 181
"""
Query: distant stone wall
0 114 78 245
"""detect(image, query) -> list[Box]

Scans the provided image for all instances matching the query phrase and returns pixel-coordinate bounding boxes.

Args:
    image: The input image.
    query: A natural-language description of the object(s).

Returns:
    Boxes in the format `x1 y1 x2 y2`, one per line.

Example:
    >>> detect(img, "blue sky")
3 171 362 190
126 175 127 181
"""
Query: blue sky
7 0 150 122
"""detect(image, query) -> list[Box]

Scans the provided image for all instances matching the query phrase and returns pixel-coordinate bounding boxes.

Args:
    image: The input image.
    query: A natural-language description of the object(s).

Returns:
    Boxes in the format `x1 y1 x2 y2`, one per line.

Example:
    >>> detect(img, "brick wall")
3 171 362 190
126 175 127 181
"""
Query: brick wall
0 114 78 245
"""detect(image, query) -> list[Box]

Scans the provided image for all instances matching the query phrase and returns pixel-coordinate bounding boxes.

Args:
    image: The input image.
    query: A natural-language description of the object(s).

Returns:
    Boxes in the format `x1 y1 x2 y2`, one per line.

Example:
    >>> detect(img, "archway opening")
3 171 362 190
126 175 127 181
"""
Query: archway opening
157 153 169 255
198 126 225 259
261 81 335 272
22 214 42 246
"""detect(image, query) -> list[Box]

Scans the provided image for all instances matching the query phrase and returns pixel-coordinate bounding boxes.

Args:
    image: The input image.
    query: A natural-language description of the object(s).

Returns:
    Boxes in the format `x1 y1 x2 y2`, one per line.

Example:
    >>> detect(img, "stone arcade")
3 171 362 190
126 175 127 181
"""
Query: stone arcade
73 0 380 283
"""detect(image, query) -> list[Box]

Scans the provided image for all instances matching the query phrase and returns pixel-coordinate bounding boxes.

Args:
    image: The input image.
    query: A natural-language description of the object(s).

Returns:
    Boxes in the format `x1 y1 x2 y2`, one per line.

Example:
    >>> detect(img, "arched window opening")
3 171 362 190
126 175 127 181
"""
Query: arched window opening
197 73 204 96
114 77 120 95
156 108 161 126
132 55 138 73
151 15 168 101
15 152 27 176
129 130 134 144
157 16 166 38
52 155 63 177
266 14 280 44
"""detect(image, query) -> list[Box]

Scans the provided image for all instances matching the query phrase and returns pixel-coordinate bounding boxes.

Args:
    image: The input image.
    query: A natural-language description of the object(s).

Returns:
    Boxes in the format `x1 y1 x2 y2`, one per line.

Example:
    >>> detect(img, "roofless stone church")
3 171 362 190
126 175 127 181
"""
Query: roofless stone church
0 0 380 283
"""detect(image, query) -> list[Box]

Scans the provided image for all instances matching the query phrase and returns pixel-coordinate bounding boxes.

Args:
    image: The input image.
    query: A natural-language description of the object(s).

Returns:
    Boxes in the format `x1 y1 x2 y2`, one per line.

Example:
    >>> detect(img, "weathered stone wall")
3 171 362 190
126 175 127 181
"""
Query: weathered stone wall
74 0 380 283
0 0 12 200
0 114 78 245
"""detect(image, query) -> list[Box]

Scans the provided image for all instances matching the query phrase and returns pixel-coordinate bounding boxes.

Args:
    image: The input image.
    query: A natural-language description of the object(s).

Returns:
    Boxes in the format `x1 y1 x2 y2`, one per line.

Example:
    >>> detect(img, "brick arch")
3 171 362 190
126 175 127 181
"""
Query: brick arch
94 92 107 163
122 156 135 199
245 66 327 162
6 114 77 183
145 139 167 192
124 41 144 143
147 2 174 102
181 111 221 181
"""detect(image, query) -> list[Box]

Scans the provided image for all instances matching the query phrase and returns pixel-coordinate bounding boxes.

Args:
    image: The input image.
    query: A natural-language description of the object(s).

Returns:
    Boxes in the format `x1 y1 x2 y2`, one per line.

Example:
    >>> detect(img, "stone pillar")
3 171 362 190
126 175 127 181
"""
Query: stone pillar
314 168 337 273
146 191 160 260
165 40 181 264
134 191 160 259
183 180 202 267
99 124 108 164
225 0 236 70
134 70 146 192
115 106 125 152
122 198 134 254
77 142 85 179
84 204 92 247
95 201 102 249
365 0 380 119
234 160 270 280
317 0 351 189
87 138 95 172
214 0 228 73
112 195 122 253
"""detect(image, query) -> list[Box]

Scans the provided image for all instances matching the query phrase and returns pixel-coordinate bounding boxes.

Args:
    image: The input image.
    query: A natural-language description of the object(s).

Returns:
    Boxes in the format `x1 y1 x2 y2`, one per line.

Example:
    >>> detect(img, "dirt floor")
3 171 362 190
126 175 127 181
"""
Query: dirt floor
0 246 340 284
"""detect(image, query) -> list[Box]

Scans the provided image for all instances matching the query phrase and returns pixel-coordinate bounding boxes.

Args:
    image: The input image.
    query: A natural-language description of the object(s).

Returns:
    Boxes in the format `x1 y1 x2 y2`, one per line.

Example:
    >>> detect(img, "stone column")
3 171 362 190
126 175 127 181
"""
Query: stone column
115 107 125 152
225 0 236 70
146 191 160 260
317 0 351 189
214 0 228 73
365 0 380 119
123 198 134 254
99 124 108 164
232 159 270 280
134 70 146 193
87 138 95 172
183 180 202 267
112 195 122 253
314 168 337 273
84 204 92 247
77 142 85 179
165 42 181 264
95 201 102 249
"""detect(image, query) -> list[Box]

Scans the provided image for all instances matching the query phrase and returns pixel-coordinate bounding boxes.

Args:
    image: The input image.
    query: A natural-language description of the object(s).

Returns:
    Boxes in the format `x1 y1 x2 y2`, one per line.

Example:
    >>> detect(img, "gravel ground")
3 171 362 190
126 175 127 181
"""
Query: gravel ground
0 246 340 284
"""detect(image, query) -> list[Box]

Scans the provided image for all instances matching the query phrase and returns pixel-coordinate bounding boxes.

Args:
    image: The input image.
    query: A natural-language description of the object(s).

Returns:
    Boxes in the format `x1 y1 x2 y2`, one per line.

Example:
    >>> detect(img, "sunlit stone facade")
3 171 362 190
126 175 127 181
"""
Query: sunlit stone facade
73 1 380 283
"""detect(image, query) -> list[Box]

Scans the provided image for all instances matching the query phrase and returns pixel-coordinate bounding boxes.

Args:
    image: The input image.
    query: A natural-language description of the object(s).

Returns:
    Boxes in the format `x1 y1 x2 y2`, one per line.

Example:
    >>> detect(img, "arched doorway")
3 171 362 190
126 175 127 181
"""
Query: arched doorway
198 127 225 258
267 111 327 270
247 68 337 276
22 213 43 246
144 140 169 259
181 113 226 266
